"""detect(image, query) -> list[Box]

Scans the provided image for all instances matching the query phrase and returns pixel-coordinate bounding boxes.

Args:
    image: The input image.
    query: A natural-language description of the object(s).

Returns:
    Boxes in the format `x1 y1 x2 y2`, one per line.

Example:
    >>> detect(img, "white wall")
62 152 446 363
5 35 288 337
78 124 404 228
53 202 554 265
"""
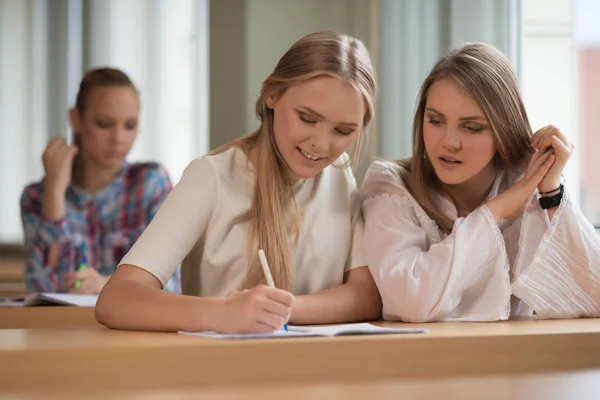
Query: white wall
244 0 352 133
0 0 48 243
85 0 209 183
521 0 580 202
209 0 376 177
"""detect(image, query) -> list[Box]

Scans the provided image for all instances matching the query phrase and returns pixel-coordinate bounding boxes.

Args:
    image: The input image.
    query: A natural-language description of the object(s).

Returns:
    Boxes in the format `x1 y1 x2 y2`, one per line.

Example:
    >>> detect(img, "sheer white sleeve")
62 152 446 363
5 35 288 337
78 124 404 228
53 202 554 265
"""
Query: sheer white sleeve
512 192 600 318
362 161 512 322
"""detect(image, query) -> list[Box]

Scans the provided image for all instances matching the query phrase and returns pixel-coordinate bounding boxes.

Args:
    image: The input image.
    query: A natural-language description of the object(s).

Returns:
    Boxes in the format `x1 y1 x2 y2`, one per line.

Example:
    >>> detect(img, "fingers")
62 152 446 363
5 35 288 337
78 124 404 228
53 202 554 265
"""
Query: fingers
43 136 78 160
256 310 286 331
532 153 555 183
525 150 554 185
63 273 76 289
57 142 79 161
252 321 280 334
68 281 93 294
247 286 293 331
44 137 66 154
538 135 571 159
530 125 555 149
261 296 292 321
531 125 572 151
225 286 294 334
63 273 75 290
63 268 96 290
526 149 549 174
69 272 101 294
263 286 294 307
73 268 93 281
63 271 83 290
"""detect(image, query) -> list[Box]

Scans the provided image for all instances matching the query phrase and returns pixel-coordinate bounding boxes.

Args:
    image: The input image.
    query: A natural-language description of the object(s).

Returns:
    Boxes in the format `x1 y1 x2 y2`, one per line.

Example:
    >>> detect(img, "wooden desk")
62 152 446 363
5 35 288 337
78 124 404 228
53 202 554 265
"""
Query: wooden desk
0 256 26 297
0 307 101 329
15 371 600 400
0 257 24 282
1 318 600 397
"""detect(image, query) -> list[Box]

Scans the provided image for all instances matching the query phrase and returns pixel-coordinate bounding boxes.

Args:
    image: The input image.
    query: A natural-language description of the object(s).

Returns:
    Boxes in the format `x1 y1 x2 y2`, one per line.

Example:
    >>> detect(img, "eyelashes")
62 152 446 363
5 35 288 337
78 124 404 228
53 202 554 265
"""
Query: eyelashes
426 118 485 133
93 121 138 130
298 112 355 136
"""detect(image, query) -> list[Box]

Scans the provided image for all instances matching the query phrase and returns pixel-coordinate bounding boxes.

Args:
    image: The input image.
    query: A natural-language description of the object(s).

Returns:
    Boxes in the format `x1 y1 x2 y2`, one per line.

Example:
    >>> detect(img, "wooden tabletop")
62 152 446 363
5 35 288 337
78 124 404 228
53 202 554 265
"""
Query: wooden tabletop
0 257 24 282
10 370 600 400
0 306 101 329
1 312 600 396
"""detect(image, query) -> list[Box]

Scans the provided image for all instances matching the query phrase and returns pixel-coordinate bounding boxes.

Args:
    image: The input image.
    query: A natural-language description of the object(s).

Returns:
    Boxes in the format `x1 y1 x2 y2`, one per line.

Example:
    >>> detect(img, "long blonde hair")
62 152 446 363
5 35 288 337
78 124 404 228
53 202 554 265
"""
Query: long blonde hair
211 31 376 291
401 43 533 233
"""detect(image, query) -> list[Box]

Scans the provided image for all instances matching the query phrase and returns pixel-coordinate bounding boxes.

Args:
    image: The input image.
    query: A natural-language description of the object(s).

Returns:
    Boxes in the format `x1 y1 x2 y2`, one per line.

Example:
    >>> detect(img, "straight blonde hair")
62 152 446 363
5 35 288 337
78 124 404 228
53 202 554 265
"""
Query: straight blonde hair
400 43 533 233
211 31 377 291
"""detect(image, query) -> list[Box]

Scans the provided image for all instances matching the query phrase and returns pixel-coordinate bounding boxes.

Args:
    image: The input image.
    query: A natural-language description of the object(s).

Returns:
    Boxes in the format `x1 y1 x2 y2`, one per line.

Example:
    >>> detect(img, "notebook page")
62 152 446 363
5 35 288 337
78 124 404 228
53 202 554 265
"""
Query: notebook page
178 329 318 340
179 323 428 339
25 293 98 307
287 323 428 336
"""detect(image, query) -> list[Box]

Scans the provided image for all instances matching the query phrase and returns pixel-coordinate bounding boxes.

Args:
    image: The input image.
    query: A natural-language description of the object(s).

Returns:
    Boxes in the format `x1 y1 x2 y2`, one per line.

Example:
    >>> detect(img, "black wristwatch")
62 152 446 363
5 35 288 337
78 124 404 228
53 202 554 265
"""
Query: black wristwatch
539 184 564 210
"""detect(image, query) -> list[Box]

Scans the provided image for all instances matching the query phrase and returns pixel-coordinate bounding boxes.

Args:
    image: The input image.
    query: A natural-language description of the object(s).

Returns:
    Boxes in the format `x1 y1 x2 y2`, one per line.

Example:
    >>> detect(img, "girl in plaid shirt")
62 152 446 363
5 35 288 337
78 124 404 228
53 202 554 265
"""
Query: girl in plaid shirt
20 68 181 294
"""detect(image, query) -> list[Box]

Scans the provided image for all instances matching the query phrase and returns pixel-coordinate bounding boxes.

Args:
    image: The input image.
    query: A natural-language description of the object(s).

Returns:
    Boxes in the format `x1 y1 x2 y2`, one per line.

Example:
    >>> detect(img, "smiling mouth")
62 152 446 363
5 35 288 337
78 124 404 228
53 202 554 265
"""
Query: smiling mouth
297 147 324 161
439 157 462 164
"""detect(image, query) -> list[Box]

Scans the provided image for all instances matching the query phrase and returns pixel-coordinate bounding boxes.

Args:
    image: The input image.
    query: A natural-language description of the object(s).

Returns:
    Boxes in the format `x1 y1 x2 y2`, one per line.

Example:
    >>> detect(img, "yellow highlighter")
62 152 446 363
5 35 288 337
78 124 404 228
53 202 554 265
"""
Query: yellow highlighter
74 256 87 289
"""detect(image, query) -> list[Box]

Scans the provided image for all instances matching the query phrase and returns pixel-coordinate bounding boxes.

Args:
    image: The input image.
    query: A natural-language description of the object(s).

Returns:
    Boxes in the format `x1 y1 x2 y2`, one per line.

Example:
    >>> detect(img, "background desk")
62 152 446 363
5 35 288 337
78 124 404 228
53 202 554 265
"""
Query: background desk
1 317 599 398
0 307 100 329
0 255 25 297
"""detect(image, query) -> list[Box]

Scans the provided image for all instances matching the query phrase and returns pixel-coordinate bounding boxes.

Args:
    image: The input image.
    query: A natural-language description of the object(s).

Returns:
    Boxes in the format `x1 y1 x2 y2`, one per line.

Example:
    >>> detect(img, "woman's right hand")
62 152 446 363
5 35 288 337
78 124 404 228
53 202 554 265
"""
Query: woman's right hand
218 285 294 334
42 137 79 195
486 149 555 222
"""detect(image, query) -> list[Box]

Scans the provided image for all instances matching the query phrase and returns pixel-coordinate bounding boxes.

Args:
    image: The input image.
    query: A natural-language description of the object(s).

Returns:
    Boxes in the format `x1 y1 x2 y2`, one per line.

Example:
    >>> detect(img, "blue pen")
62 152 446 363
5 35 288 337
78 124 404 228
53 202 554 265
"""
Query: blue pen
257 249 289 332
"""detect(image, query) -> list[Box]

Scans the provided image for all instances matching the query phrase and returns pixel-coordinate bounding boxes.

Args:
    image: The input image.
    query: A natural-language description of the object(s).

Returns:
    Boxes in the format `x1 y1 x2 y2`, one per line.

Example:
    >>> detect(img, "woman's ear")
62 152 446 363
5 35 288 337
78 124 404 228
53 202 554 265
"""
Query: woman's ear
266 91 284 110
266 95 276 110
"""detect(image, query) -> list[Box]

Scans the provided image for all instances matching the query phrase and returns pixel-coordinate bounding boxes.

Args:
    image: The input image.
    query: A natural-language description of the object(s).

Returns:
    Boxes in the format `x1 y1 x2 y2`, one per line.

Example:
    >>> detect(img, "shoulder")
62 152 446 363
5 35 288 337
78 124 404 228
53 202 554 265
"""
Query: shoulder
361 159 413 201
361 160 437 231
126 162 171 186
321 152 358 189
202 147 241 172
184 147 240 180
20 181 44 204
172 150 240 191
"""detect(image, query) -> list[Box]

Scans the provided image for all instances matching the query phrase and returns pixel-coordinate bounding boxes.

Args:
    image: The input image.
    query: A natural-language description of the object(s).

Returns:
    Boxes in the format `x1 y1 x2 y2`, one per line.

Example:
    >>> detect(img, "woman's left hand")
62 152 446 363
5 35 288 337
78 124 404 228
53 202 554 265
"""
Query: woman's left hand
530 125 574 193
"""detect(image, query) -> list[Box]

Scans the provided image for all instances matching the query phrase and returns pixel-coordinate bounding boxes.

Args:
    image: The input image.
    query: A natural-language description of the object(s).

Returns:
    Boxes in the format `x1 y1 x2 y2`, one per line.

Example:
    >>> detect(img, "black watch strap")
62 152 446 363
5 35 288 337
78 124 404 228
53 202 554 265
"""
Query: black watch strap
539 185 564 210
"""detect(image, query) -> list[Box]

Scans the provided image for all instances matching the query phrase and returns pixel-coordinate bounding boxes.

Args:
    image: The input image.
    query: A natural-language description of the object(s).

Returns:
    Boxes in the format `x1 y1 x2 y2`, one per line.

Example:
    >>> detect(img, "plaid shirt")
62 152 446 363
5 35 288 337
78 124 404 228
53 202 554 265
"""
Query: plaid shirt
20 162 181 293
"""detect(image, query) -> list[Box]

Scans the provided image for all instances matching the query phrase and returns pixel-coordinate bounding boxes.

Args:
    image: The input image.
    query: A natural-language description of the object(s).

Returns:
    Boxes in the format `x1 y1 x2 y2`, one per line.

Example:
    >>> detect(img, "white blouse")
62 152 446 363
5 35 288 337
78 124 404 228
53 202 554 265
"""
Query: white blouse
361 160 600 322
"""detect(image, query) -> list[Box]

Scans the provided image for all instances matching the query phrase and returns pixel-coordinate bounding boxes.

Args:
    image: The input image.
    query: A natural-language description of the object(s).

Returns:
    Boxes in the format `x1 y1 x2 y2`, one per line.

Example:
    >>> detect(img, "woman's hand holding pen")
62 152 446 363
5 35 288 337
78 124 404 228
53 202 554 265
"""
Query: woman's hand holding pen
41 137 79 221
219 285 294 334
64 267 109 294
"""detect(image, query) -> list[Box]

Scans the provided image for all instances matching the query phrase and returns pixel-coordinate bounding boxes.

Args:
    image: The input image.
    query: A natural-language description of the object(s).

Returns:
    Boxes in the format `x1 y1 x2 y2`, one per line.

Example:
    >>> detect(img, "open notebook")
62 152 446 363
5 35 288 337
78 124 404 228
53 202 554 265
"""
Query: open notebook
178 323 428 339
0 293 98 307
